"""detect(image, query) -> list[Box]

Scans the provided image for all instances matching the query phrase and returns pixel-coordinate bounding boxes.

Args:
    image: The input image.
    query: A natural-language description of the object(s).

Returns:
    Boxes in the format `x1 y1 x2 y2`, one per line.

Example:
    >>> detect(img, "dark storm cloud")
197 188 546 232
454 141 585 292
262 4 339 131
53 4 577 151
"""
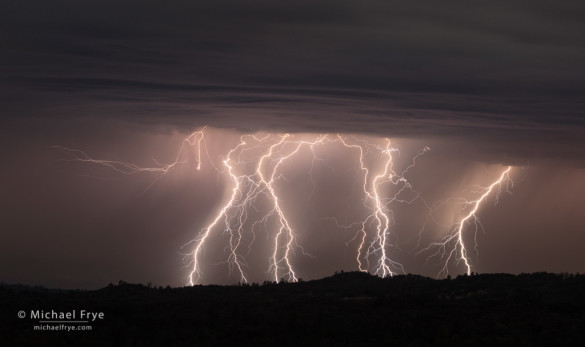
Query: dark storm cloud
2 0 585 159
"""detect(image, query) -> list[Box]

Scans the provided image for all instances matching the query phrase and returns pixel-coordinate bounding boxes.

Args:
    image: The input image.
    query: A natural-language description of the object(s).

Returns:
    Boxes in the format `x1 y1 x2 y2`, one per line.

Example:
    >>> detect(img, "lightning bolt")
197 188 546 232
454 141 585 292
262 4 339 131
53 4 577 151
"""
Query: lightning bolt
185 129 205 171
332 136 426 277
53 128 211 191
257 134 329 282
186 137 249 285
419 166 513 277
183 132 427 284
55 126 516 284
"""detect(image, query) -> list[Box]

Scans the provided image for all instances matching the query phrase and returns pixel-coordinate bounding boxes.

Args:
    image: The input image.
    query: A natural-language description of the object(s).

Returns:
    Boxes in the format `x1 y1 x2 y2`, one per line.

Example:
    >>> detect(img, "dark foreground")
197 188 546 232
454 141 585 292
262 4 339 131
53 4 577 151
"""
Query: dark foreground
2 272 585 346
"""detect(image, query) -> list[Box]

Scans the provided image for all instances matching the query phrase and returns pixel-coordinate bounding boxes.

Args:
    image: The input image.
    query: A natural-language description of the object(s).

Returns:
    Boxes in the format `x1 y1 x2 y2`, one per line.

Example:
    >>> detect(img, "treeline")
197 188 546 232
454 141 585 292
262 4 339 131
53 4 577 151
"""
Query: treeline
2 272 585 346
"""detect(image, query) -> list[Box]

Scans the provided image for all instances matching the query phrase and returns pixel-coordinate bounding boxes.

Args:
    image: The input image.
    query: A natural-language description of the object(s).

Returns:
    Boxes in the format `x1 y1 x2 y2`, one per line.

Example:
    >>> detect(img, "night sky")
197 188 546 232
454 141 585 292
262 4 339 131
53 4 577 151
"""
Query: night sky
1 1 585 288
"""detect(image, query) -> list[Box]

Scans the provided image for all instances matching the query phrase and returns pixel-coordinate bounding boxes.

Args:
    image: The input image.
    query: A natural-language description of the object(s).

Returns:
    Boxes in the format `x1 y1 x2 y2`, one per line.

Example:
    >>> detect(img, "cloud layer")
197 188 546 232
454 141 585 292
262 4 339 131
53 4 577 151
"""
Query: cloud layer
2 1 584 163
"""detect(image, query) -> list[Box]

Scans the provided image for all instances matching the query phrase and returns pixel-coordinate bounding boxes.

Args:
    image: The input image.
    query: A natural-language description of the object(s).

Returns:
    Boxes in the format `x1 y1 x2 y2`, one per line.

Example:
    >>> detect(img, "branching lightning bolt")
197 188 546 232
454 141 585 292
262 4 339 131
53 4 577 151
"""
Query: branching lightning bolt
56 126 516 284
332 136 426 277
419 166 514 277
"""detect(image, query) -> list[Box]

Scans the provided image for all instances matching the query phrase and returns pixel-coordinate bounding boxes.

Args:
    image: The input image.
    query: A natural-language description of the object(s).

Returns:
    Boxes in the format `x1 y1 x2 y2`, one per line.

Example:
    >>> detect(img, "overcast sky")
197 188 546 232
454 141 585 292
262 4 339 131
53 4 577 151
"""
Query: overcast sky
1 1 584 288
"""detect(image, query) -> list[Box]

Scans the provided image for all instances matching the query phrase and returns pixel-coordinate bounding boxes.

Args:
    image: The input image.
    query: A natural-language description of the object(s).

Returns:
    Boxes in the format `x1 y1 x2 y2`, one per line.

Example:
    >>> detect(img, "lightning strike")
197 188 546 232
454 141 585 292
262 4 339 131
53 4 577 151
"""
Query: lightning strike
56 127 516 284
420 166 514 277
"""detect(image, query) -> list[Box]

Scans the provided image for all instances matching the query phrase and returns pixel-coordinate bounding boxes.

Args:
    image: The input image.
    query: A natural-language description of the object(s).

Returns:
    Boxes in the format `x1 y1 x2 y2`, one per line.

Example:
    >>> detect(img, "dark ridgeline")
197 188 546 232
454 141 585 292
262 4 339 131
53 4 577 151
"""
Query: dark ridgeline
2 272 584 345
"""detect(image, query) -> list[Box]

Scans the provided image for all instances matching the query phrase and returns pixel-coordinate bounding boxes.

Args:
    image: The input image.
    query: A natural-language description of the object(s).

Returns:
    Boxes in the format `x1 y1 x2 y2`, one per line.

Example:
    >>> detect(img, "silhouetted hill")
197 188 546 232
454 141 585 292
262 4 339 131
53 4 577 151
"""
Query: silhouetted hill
2 272 584 345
